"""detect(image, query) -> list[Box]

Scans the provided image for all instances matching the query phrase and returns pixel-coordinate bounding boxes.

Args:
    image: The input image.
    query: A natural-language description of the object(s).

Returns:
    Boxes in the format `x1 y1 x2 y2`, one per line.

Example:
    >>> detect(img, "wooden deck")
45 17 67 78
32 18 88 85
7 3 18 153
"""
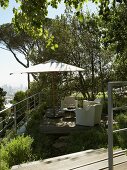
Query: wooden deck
11 148 127 170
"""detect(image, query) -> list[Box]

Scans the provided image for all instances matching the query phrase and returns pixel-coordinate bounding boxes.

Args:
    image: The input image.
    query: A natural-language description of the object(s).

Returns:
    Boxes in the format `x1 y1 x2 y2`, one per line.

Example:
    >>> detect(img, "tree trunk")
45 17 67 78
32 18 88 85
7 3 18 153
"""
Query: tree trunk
27 59 30 89
79 72 87 98
99 60 105 100
91 52 95 100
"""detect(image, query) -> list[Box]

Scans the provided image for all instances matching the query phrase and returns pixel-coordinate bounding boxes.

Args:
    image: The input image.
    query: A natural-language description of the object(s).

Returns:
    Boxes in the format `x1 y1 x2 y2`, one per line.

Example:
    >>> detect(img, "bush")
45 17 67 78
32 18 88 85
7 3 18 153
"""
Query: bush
114 113 127 148
0 160 9 170
26 103 50 159
13 91 26 103
96 92 108 114
1 135 33 168
65 127 107 154
115 113 127 128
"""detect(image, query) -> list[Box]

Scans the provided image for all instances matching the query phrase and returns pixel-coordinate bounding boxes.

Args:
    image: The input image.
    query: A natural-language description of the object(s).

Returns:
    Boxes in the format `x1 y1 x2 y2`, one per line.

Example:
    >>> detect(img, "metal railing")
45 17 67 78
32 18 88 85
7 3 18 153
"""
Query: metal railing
0 92 42 139
108 81 127 170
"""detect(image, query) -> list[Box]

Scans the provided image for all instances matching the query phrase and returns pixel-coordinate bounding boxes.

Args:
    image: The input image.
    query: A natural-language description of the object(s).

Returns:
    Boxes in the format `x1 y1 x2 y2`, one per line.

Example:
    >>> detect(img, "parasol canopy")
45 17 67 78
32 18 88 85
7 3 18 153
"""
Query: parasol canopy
10 59 84 74
10 59 84 117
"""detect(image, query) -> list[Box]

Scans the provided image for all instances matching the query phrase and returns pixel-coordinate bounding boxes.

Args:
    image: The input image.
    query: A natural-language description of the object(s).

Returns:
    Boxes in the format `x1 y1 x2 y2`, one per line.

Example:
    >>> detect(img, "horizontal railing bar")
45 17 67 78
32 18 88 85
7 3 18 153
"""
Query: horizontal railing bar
2 116 13 124
113 149 127 155
113 106 127 111
113 128 127 133
0 92 41 139
69 151 125 170
12 93 40 106
0 119 5 124
0 120 14 134
0 92 41 114
0 107 12 115
29 104 35 109
5 129 14 136
100 160 127 170
16 105 27 113
109 81 127 87
29 100 35 105
16 113 25 120
17 116 27 128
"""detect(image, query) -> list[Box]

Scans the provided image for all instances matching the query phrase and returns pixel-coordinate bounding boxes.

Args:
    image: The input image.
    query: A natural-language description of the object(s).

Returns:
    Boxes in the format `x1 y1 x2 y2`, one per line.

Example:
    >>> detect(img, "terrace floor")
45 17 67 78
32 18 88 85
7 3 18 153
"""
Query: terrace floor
11 148 127 170
40 110 94 134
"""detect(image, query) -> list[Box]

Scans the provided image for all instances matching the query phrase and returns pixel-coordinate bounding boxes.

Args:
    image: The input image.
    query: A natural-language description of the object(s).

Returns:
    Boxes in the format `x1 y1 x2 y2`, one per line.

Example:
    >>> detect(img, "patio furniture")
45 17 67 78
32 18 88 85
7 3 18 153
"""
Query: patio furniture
11 59 84 118
75 103 102 126
83 98 103 107
61 96 78 110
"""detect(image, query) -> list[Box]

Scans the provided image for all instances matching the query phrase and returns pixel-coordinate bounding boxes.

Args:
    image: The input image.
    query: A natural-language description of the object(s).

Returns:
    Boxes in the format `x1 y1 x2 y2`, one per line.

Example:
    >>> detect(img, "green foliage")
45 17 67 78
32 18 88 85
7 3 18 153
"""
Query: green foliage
26 103 45 135
96 92 108 99
26 103 52 159
0 160 9 170
0 87 6 110
65 127 107 153
1 135 33 168
115 113 127 129
12 91 27 122
114 113 127 148
13 91 26 103
0 0 9 8
96 92 108 114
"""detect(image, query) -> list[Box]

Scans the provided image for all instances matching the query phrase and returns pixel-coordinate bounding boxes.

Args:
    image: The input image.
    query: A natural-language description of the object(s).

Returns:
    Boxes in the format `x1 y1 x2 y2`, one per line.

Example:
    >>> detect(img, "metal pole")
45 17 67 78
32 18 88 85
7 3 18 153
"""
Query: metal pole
14 105 17 134
108 82 113 170
34 95 36 109
27 98 29 111
39 92 41 105
26 98 29 121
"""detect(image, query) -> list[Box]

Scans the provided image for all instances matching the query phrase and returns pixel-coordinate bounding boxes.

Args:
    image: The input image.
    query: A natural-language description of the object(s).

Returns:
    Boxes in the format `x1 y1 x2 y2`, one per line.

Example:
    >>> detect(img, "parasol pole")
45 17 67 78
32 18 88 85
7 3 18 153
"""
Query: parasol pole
51 72 55 117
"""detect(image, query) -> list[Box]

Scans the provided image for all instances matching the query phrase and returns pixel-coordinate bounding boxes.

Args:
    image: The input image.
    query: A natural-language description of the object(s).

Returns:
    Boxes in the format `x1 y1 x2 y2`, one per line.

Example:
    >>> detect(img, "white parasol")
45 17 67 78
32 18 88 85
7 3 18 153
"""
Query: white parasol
10 59 84 117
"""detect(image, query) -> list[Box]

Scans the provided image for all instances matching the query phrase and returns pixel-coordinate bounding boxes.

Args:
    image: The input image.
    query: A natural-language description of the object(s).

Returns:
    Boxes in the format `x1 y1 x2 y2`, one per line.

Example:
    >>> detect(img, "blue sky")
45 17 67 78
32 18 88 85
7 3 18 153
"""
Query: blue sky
0 0 97 88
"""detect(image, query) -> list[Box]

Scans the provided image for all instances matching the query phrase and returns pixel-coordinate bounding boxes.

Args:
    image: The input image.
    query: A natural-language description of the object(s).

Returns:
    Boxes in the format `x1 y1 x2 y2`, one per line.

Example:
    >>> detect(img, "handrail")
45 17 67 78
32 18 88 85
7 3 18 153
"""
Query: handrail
108 81 127 170
0 92 39 114
113 128 127 133
11 92 40 106
0 92 42 139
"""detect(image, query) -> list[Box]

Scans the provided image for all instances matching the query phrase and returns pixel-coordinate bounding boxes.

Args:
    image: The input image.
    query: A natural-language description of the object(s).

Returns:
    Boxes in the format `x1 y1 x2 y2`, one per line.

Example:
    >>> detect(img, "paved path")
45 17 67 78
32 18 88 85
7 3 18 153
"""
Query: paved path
11 148 127 170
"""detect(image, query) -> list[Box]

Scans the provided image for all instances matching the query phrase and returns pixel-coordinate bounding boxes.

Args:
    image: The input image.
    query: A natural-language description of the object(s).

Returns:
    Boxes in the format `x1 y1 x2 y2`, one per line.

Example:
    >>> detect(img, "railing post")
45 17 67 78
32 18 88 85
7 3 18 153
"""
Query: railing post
39 92 41 105
14 105 17 134
34 95 36 108
27 98 29 111
26 98 29 121
108 82 113 170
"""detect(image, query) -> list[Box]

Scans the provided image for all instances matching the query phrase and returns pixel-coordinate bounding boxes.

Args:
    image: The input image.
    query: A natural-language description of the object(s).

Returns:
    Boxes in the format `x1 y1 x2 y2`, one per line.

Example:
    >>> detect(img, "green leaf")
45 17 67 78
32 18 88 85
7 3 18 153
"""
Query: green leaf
51 46 55 50
78 13 84 23
54 44 58 48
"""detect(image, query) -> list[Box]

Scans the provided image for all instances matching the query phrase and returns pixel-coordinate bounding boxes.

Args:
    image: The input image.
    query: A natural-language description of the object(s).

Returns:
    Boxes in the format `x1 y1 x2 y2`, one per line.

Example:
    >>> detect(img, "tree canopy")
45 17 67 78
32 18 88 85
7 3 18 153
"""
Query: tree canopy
0 0 127 100
0 87 6 111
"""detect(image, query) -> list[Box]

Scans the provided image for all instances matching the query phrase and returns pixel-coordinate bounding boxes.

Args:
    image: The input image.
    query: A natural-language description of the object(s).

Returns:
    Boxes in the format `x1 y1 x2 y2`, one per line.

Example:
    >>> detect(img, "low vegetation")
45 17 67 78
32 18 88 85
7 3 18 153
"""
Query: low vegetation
1 103 127 169
0 135 33 170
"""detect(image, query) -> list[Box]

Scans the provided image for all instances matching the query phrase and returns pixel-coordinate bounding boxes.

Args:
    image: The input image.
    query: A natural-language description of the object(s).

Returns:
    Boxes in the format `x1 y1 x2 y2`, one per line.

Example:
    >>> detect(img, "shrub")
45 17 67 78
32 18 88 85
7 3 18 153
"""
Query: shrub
65 127 107 154
114 113 127 148
13 91 26 103
0 160 9 170
96 92 108 114
1 135 33 168
115 113 127 128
